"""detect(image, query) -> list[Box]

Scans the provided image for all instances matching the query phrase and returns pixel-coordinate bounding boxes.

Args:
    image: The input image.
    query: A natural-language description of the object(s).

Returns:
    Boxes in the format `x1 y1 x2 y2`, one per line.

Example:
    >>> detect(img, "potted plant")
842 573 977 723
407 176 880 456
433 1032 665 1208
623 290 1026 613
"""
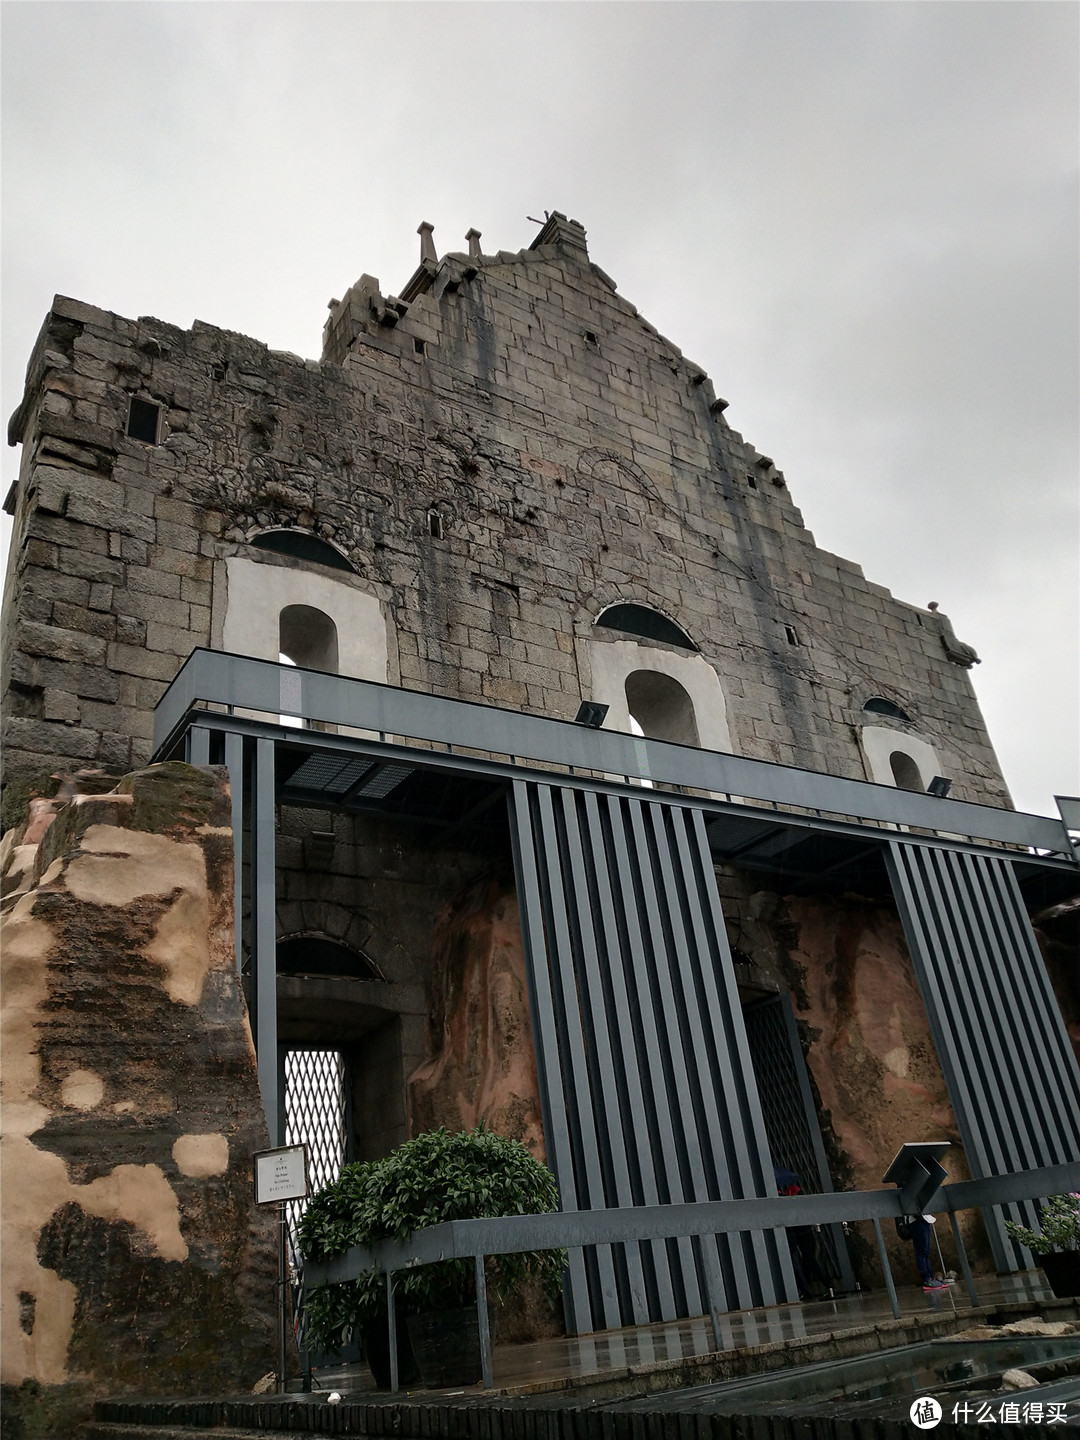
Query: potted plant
298 1126 563 1388
1003 1194 1080 1298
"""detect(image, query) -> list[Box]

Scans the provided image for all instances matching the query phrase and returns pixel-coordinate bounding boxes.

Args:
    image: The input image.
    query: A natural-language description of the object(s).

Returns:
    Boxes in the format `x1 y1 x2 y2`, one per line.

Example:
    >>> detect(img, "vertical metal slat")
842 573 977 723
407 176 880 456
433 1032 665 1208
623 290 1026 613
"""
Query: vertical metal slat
507 780 592 1333
560 788 650 1325
534 785 621 1327
252 736 279 1145
581 789 675 1321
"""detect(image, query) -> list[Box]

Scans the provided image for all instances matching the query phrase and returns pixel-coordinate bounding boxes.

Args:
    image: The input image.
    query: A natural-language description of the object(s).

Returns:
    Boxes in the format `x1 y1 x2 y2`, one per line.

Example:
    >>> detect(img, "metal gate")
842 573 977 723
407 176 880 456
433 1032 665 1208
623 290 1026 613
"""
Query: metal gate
282 1048 352 1358
510 780 796 1333
744 992 855 1292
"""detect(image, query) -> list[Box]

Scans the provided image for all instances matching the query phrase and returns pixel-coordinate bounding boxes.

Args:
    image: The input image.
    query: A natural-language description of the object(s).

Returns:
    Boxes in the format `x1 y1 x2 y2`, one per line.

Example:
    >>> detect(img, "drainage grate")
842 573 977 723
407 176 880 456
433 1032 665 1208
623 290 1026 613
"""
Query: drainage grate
355 762 413 799
285 754 373 795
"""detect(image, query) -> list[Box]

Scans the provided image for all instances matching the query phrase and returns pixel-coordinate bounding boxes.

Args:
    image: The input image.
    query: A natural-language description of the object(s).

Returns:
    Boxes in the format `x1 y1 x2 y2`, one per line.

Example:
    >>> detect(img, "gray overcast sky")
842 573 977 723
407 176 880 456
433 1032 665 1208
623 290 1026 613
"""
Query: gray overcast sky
2 1 1076 817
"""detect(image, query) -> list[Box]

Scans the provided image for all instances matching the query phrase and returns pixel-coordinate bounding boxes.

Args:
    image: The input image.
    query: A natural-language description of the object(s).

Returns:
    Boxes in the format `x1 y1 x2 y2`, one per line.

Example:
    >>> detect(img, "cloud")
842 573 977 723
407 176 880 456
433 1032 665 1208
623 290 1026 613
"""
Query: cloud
2 1 1075 814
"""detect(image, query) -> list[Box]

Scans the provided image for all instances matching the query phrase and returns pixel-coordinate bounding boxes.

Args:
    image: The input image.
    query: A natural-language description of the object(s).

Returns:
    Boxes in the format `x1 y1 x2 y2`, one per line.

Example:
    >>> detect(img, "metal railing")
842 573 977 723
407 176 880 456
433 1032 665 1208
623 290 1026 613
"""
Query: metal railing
302 1161 1080 1391
153 649 1076 857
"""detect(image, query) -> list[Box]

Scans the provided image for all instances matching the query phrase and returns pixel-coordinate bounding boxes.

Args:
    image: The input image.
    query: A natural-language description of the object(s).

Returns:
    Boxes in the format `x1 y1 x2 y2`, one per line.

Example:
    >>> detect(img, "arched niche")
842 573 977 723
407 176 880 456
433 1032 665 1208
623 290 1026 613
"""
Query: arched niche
277 935 382 981
597 603 698 651
625 670 700 746
584 636 732 753
890 751 924 792
860 725 942 793
221 555 388 682
280 605 338 673
863 696 913 723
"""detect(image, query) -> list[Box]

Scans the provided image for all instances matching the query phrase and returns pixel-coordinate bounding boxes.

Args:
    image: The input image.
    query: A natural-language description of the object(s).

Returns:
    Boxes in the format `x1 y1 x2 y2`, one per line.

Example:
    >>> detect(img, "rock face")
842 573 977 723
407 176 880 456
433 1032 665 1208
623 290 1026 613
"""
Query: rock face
787 896 959 1184
406 875 560 1343
0 763 276 1433
407 876 545 1160
782 893 987 1276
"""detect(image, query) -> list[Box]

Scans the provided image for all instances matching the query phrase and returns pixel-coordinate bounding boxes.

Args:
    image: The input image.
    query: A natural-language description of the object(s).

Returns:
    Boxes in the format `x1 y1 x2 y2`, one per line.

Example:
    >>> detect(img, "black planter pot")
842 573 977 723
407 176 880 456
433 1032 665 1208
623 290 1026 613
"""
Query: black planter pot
1040 1250 1080 1298
406 1305 496 1389
362 1315 420 1389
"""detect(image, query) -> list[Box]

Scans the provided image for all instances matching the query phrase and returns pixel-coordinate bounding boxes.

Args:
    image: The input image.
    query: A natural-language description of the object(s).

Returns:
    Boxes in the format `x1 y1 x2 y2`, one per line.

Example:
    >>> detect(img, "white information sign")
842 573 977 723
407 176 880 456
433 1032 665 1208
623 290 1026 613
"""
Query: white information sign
254 1144 309 1205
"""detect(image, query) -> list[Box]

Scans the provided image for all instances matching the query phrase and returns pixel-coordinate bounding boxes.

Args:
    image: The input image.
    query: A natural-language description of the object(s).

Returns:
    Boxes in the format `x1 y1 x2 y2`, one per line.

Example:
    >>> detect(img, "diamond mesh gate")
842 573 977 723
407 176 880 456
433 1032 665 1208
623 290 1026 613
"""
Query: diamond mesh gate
283 1049 350 1356
284 1049 349 1223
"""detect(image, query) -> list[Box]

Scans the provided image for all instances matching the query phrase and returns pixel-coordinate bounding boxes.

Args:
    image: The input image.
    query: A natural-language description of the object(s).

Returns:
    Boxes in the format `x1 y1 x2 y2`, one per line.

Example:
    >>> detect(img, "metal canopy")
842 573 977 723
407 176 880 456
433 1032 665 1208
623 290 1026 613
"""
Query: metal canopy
156 649 1076 858
157 653 1080 1334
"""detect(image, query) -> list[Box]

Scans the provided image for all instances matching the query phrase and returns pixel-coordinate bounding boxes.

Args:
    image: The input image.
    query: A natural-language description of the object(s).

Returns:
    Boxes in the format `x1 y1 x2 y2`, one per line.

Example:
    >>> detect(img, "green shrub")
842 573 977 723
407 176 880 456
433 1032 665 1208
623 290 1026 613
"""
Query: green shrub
1004 1194 1080 1256
298 1126 564 1351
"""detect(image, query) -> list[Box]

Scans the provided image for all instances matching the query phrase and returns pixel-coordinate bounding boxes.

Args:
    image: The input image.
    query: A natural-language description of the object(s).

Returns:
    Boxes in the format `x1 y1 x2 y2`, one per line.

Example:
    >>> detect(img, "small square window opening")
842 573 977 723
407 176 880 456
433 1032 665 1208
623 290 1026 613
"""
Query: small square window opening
427 510 443 539
413 338 426 356
127 398 161 444
784 624 800 646
746 473 757 490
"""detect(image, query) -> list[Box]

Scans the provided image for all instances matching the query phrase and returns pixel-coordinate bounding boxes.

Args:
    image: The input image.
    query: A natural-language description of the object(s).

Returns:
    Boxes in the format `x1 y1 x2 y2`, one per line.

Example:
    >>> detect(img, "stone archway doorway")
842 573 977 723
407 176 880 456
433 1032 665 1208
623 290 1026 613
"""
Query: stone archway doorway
276 937 410 1172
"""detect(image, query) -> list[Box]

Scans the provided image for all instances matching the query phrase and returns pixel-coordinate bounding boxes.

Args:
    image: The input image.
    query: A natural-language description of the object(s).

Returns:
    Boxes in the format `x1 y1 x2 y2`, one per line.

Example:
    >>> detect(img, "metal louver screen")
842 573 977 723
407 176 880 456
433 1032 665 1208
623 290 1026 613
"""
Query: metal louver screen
886 842 1080 1268
510 780 795 1334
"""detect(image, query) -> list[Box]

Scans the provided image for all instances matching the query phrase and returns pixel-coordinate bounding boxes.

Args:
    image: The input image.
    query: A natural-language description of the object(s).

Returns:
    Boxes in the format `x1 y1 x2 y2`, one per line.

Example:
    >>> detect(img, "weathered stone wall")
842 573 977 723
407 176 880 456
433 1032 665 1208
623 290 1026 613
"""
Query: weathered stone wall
1 214 1009 819
270 803 495 1163
0 763 277 1434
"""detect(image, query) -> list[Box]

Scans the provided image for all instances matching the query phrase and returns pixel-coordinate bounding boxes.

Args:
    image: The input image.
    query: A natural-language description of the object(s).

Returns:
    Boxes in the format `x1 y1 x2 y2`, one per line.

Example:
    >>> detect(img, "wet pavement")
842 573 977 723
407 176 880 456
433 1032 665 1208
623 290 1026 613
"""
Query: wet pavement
306 1268 1065 1399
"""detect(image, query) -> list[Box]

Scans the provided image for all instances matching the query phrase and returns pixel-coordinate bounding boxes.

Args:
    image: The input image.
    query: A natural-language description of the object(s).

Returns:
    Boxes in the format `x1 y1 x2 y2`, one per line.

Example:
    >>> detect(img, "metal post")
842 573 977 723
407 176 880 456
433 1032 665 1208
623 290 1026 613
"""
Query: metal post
224 732 244 977
949 1210 980 1307
932 1222 958 1312
695 1233 725 1352
277 1200 288 1393
187 724 211 765
475 1253 493 1390
252 737 279 1143
872 1218 902 1320
386 1272 398 1394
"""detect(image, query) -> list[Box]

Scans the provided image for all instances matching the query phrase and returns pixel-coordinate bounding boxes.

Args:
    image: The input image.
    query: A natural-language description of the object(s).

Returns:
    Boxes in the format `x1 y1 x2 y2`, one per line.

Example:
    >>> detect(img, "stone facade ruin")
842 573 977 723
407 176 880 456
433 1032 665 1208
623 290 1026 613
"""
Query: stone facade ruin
2 212 1077 1426
2 212 1003 807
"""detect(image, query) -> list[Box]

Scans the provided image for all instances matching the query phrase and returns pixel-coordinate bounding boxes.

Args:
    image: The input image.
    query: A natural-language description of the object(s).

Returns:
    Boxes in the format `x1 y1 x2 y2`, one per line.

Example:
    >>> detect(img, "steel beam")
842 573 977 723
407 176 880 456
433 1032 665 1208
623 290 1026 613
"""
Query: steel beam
153 650 1073 856
252 736 279 1144
304 1161 1080 1288
224 732 244 977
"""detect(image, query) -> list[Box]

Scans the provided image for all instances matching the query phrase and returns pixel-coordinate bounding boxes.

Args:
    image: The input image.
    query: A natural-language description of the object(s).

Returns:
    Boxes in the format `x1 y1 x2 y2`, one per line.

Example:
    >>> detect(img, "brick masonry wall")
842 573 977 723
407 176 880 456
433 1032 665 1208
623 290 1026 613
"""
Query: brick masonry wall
1 215 1011 813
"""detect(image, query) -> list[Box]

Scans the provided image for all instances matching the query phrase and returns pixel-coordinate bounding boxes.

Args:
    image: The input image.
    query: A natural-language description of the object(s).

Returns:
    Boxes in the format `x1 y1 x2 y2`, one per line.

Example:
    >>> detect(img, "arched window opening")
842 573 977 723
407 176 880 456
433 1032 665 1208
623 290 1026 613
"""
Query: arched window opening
625 670 700 746
280 605 338 674
890 751 924 792
865 697 913 723
252 528 357 574
596 604 698 651
277 936 383 981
